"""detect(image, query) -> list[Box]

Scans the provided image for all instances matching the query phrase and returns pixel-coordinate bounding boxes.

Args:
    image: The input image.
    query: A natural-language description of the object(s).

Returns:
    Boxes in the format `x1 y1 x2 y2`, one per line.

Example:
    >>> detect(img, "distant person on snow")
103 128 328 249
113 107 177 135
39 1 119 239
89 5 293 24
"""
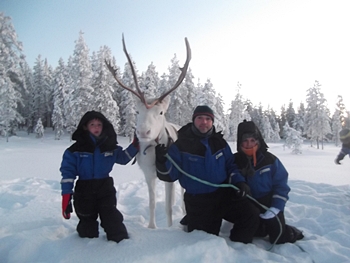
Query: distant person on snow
335 128 350 165
60 111 139 243
155 106 260 243
234 120 304 244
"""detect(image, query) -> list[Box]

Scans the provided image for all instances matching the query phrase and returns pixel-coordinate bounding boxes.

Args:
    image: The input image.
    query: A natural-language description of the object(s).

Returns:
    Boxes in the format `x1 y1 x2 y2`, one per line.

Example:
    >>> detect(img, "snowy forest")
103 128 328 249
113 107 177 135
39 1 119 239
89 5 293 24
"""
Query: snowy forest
1 12 349 148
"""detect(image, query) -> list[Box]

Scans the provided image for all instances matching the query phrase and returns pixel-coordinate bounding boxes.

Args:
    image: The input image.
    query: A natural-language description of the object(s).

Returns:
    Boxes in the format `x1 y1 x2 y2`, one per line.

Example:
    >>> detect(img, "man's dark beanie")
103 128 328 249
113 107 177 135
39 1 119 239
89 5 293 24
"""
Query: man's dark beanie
192 105 214 122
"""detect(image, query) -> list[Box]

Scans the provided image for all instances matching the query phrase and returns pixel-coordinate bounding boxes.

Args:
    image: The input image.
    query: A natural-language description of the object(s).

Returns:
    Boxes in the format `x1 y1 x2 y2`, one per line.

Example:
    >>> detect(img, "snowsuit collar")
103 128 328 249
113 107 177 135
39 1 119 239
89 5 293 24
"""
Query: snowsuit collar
72 111 117 153
236 120 268 153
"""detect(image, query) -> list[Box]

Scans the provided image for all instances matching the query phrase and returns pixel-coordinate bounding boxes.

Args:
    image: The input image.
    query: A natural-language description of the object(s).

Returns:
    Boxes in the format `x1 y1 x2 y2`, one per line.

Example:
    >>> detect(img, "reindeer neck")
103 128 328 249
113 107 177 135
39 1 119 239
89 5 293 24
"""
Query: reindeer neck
139 128 169 156
155 127 170 145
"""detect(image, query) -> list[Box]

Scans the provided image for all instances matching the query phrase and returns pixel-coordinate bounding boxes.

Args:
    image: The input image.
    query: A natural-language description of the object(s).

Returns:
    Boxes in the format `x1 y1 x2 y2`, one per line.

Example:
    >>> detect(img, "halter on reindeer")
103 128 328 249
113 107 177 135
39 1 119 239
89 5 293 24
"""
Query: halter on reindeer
105 36 191 228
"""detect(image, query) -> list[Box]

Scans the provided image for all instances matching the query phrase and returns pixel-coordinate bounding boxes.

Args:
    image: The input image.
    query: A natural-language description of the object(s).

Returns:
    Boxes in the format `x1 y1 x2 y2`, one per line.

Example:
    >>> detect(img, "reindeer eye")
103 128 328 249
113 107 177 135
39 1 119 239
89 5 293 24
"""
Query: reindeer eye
160 111 163 115
136 111 139 114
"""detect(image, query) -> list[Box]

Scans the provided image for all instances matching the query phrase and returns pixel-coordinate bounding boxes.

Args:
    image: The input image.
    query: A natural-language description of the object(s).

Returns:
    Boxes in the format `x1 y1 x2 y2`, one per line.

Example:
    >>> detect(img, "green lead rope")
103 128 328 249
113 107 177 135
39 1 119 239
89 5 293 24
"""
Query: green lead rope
164 153 282 251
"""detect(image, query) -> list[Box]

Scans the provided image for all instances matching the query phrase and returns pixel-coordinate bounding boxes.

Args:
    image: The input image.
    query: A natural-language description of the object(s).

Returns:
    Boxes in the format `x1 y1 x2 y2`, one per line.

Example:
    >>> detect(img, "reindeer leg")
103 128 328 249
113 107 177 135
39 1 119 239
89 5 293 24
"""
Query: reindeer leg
164 181 175 227
145 175 157 229
180 186 186 214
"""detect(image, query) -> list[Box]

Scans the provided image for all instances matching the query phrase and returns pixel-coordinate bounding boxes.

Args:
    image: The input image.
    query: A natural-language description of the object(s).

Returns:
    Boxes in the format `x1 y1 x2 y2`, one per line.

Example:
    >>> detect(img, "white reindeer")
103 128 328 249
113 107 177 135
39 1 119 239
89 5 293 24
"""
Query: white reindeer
105 36 191 228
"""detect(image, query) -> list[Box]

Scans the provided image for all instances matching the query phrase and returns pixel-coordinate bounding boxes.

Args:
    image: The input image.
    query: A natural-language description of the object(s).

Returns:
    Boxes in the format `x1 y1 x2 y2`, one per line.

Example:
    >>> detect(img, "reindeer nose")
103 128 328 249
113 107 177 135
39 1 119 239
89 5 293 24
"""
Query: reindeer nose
138 130 151 138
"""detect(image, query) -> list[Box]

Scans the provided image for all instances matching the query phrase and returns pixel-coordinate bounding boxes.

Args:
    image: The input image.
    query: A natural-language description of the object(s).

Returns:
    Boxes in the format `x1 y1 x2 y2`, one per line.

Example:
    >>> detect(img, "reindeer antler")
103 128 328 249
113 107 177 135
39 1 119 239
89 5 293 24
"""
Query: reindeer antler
105 59 143 101
156 38 191 104
105 35 191 109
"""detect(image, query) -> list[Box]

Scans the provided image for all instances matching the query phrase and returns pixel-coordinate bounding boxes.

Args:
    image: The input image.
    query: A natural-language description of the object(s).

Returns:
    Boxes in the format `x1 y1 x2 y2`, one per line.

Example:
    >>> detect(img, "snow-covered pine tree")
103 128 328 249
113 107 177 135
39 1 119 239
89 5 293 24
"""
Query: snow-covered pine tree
213 93 226 135
51 58 66 140
43 59 53 128
119 61 137 138
261 113 274 142
283 122 303 154
63 56 76 137
304 81 331 149
0 74 23 141
286 100 296 129
293 102 305 136
70 31 94 127
20 61 34 133
267 107 280 142
91 45 119 132
193 79 205 107
166 54 188 126
336 95 347 128
139 62 158 100
227 83 249 141
157 73 169 98
32 55 47 126
279 104 287 138
0 13 25 138
331 109 342 146
317 96 331 150
34 118 44 138
248 103 264 133
199 79 216 107
181 68 196 124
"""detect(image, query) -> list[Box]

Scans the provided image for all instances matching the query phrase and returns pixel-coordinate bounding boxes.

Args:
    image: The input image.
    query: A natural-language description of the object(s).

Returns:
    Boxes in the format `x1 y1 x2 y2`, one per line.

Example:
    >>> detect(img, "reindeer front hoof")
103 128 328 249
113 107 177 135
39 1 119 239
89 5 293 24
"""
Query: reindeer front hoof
148 223 156 229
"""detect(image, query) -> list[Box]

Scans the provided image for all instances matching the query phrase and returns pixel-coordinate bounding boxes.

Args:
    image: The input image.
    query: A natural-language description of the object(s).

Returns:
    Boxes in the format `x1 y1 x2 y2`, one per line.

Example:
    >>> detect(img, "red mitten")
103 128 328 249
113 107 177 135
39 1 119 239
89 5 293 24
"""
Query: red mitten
62 194 73 219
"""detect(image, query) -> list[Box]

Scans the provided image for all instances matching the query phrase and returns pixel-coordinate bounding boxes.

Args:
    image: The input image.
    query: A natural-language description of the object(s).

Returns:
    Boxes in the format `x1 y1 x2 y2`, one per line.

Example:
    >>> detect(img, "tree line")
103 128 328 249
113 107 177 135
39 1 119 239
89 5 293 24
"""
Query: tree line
1 13 349 148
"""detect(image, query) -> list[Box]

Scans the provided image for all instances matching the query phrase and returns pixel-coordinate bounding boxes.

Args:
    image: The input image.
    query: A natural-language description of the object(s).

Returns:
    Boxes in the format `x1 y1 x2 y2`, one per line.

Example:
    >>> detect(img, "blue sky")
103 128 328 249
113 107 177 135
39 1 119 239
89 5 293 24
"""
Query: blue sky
1 0 350 113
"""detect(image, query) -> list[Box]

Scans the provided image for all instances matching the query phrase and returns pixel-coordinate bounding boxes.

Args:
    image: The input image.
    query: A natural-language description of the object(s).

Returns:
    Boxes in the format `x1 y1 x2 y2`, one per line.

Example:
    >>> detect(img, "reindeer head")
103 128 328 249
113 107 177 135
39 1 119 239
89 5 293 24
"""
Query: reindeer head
105 35 191 142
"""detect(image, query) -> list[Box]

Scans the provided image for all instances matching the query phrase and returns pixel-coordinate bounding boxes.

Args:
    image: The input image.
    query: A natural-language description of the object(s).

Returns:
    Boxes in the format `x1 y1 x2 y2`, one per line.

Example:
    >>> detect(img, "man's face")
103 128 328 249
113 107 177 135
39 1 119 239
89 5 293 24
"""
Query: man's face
86 118 103 137
194 115 213 134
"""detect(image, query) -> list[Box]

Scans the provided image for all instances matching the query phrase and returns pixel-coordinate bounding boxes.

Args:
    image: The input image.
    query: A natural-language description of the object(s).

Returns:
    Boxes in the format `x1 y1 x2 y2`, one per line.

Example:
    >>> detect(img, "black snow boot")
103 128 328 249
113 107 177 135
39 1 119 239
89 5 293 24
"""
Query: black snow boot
285 225 304 243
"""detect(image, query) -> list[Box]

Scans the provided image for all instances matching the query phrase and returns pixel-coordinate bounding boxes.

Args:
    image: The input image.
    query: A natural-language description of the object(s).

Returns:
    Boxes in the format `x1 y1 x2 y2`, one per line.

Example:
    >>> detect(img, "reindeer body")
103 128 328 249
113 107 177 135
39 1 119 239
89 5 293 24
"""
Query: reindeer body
106 36 190 228
135 98 179 228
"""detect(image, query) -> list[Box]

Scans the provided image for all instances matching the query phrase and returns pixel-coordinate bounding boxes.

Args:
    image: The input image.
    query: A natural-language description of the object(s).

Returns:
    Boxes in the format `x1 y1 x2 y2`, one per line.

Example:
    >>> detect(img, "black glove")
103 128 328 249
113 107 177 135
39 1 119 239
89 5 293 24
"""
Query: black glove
132 132 139 150
155 144 168 163
234 182 251 199
334 158 341 165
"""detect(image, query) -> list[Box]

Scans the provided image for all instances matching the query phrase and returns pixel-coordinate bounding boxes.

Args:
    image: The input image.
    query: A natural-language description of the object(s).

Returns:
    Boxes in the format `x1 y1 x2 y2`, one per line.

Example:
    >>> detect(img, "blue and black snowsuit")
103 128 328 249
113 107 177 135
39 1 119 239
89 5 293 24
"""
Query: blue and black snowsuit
235 120 303 244
60 111 138 242
156 123 260 243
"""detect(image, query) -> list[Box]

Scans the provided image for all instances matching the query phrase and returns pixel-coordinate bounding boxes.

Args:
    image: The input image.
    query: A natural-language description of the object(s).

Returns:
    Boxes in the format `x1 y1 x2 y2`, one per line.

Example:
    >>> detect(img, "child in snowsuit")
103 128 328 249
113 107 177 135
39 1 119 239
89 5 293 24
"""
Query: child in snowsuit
234 120 304 244
335 128 350 164
60 111 139 242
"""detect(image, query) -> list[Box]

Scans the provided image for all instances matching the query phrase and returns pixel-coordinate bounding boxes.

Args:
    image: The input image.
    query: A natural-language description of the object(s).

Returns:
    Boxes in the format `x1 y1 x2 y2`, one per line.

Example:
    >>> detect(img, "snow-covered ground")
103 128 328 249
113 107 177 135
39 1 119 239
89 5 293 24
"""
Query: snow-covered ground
1 130 350 263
